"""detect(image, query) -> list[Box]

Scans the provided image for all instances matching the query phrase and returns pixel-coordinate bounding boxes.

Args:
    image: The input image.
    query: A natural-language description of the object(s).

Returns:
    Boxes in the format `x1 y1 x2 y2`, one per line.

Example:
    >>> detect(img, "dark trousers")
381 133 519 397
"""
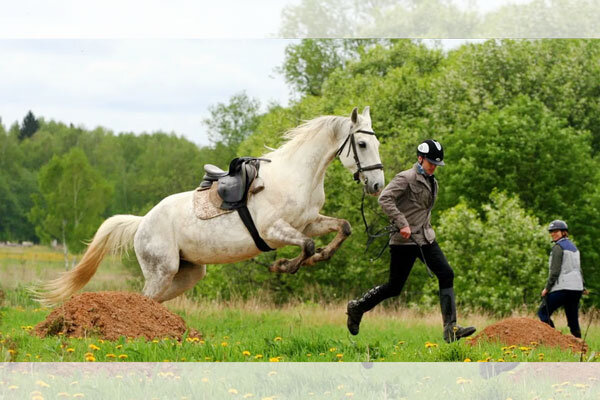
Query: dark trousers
537 289 583 338
361 241 454 312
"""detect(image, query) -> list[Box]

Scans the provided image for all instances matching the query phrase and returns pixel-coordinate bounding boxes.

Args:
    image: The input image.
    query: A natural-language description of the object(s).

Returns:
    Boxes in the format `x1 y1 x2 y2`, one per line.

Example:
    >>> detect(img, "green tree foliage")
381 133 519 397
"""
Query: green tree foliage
202 91 261 163
18 110 40 141
436 192 549 315
278 39 380 97
28 148 113 262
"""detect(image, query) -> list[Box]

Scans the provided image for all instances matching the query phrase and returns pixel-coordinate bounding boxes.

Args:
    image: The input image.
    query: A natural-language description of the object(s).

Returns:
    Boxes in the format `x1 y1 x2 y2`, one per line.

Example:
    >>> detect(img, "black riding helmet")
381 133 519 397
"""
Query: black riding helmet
417 139 445 166
548 220 568 232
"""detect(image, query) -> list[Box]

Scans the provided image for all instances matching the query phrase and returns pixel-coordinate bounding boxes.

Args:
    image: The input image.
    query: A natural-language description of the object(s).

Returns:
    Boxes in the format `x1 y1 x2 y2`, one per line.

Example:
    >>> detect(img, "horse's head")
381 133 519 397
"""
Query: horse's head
337 107 385 196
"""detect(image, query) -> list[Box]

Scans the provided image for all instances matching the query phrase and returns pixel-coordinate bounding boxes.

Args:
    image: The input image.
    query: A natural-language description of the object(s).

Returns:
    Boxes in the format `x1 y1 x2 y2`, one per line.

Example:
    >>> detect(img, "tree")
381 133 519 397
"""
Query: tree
28 148 113 268
278 39 377 97
19 111 40 141
202 92 261 161
435 191 549 315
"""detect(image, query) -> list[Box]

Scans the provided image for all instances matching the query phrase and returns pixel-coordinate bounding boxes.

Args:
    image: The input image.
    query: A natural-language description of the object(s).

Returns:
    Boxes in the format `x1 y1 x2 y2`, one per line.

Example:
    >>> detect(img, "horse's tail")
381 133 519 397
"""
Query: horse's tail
34 215 143 307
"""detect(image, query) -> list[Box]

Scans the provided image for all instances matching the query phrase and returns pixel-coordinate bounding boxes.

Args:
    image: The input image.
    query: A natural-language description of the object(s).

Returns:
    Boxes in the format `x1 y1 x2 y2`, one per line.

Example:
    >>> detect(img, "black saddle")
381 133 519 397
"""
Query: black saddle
200 157 268 209
199 157 274 252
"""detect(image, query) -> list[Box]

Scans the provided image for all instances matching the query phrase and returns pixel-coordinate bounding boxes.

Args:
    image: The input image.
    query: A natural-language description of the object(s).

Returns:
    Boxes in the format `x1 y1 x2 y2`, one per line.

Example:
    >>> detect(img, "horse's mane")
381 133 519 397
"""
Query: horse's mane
265 115 350 158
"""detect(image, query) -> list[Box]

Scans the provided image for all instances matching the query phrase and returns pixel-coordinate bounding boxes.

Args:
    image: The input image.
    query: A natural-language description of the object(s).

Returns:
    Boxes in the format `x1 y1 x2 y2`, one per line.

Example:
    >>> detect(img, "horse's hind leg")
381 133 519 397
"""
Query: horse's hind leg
136 243 180 302
263 219 315 274
155 261 207 303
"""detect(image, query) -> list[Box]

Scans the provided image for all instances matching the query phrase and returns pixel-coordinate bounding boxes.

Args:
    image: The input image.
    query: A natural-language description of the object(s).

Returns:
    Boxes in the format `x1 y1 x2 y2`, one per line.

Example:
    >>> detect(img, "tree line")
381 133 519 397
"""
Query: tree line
1 39 598 313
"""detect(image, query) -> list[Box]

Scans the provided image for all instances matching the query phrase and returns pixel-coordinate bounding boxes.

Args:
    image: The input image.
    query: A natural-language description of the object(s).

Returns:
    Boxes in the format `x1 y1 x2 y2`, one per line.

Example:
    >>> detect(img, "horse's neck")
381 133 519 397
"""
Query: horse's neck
269 128 343 190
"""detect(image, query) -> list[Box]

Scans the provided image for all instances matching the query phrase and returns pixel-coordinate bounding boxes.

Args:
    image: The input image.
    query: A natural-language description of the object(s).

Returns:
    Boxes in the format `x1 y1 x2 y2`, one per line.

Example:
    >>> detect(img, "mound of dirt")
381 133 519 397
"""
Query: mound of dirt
470 317 586 352
34 291 199 341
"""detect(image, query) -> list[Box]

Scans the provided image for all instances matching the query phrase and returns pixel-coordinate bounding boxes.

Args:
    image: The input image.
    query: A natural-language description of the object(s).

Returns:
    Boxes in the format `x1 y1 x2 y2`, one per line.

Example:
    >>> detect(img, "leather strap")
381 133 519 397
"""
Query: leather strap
236 206 274 252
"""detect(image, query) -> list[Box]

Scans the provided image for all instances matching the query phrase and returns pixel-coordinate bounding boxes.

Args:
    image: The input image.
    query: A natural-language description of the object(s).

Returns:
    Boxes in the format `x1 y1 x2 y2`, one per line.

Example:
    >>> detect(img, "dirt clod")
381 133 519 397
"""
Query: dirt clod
34 291 199 341
470 317 586 352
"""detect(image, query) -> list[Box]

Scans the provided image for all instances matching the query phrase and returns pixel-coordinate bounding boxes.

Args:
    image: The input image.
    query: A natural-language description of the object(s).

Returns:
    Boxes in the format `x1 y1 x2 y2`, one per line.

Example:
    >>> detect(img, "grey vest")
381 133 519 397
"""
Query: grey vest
550 238 584 292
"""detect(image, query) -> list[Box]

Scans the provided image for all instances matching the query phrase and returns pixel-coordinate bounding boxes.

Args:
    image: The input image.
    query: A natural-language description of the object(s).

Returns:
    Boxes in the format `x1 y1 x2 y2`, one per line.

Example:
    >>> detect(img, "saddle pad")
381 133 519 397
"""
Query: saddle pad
193 185 234 220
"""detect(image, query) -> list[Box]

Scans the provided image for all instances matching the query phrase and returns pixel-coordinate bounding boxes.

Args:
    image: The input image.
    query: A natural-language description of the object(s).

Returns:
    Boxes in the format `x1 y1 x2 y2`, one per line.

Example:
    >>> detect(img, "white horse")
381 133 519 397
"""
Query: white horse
37 107 385 306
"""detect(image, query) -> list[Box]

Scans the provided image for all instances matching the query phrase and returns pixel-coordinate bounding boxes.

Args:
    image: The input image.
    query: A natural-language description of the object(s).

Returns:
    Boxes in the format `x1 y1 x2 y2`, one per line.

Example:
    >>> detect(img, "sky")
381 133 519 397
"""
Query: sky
0 39 292 146
0 0 533 146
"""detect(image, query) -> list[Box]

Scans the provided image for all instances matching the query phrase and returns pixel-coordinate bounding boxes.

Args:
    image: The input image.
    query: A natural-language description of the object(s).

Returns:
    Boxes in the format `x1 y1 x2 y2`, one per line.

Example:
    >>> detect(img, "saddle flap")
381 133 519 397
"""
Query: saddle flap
218 174 248 207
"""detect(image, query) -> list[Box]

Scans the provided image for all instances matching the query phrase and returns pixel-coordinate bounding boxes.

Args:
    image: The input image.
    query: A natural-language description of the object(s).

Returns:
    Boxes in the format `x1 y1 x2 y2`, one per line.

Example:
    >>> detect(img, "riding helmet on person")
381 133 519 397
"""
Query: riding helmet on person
548 220 568 232
416 139 445 166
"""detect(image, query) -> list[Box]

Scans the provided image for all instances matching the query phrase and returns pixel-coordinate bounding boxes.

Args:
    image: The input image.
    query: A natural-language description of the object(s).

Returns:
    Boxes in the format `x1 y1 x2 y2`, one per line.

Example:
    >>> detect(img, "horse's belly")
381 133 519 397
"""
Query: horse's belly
178 214 264 264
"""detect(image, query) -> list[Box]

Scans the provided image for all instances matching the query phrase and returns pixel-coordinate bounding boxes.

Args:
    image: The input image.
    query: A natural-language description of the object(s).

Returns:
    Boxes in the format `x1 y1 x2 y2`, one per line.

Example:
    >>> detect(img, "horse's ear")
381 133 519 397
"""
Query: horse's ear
361 106 371 120
351 107 358 124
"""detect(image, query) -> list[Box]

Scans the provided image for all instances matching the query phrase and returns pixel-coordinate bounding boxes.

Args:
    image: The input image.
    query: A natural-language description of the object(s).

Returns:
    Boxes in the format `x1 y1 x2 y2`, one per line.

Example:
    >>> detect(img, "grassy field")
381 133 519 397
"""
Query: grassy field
1 245 599 363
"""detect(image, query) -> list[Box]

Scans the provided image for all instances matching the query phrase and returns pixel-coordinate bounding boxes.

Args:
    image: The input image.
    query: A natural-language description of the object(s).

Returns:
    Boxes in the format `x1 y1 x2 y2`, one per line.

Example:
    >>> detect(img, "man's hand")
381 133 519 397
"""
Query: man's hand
541 288 548 297
583 289 590 295
400 226 411 239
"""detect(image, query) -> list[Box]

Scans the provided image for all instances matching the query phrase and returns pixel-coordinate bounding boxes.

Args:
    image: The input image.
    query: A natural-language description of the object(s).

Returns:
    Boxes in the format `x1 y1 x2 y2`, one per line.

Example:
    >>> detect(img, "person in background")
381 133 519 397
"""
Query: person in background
346 139 476 343
538 219 586 338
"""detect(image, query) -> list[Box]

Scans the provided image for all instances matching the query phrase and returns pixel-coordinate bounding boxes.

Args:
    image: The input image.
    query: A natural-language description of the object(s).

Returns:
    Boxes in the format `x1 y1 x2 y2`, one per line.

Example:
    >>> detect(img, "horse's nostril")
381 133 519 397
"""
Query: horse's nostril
373 183 379 192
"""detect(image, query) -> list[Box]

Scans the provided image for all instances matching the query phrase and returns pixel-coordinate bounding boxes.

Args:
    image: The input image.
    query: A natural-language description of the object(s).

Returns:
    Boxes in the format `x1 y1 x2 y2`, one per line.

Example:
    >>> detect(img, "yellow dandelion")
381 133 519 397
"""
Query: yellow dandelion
152 339 159 343
329 347 337 352
8 385 18 390
73 394 85 398
31 391 43 396
397 341 405 345
105 354 117 359
88 344 100 351
337 385 344 390
463 358 472 362
7 349 15 355
497 358 505 362
306 353 312 357
336 353 343 358
519 346 531 351
425 341 438 348
66 348 75 353
118 354 128 359
36 380 50 388
85 355 95 362
70 381 78 386
319 352 325 356
243 394 254 398
274 336 282 342
116 344 123 349
181 357 187 361
242 350 251 356
269 357 279 362
204 357 211 360
228 388 238 394
456 377 472 384
254 354 263 359
221 342 228 347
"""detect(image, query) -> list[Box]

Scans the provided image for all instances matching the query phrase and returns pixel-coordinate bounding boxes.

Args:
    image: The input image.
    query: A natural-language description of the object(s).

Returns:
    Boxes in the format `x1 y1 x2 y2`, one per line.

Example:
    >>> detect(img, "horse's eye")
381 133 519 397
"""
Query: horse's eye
358 141 367 149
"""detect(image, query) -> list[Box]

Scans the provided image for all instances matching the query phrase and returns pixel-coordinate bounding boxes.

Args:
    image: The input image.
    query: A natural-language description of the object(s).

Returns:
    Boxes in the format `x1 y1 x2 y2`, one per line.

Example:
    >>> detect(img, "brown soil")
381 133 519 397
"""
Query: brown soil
470 317 586 352
34 291 200 341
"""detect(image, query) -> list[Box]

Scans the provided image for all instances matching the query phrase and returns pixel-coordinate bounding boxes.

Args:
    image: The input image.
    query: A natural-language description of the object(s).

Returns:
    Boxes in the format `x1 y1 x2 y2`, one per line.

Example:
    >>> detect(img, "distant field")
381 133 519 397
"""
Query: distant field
1 245 598 363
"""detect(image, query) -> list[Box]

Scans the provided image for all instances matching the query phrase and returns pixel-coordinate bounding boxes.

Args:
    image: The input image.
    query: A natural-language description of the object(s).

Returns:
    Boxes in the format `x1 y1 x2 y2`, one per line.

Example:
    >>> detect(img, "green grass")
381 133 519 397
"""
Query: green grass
1 245 599 363
1 296 598 363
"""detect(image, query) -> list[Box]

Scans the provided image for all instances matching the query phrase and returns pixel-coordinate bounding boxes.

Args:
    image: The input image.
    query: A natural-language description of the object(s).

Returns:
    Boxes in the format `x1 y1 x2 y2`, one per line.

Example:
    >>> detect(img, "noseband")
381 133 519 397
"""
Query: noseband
335 129 384 182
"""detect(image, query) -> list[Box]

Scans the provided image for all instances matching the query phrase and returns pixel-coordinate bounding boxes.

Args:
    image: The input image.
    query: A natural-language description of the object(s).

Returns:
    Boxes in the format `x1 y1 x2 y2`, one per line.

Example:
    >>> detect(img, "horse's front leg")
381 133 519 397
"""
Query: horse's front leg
301 215 352 266
264 219 315 274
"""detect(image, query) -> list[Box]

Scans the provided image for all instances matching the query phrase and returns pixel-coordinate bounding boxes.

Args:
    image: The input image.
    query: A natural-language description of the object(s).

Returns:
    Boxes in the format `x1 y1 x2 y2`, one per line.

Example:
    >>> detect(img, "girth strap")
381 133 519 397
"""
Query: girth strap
236 205 274 252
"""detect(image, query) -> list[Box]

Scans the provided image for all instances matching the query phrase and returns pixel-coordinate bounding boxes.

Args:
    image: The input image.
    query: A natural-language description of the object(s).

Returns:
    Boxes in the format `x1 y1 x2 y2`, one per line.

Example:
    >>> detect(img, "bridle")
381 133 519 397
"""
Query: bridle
335 129 384 182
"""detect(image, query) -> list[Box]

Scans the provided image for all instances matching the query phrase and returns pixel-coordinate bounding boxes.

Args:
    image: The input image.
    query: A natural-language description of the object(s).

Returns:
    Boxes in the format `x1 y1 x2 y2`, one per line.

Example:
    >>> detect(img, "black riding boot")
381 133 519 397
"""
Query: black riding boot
440 287 476 343
346 285 386 335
